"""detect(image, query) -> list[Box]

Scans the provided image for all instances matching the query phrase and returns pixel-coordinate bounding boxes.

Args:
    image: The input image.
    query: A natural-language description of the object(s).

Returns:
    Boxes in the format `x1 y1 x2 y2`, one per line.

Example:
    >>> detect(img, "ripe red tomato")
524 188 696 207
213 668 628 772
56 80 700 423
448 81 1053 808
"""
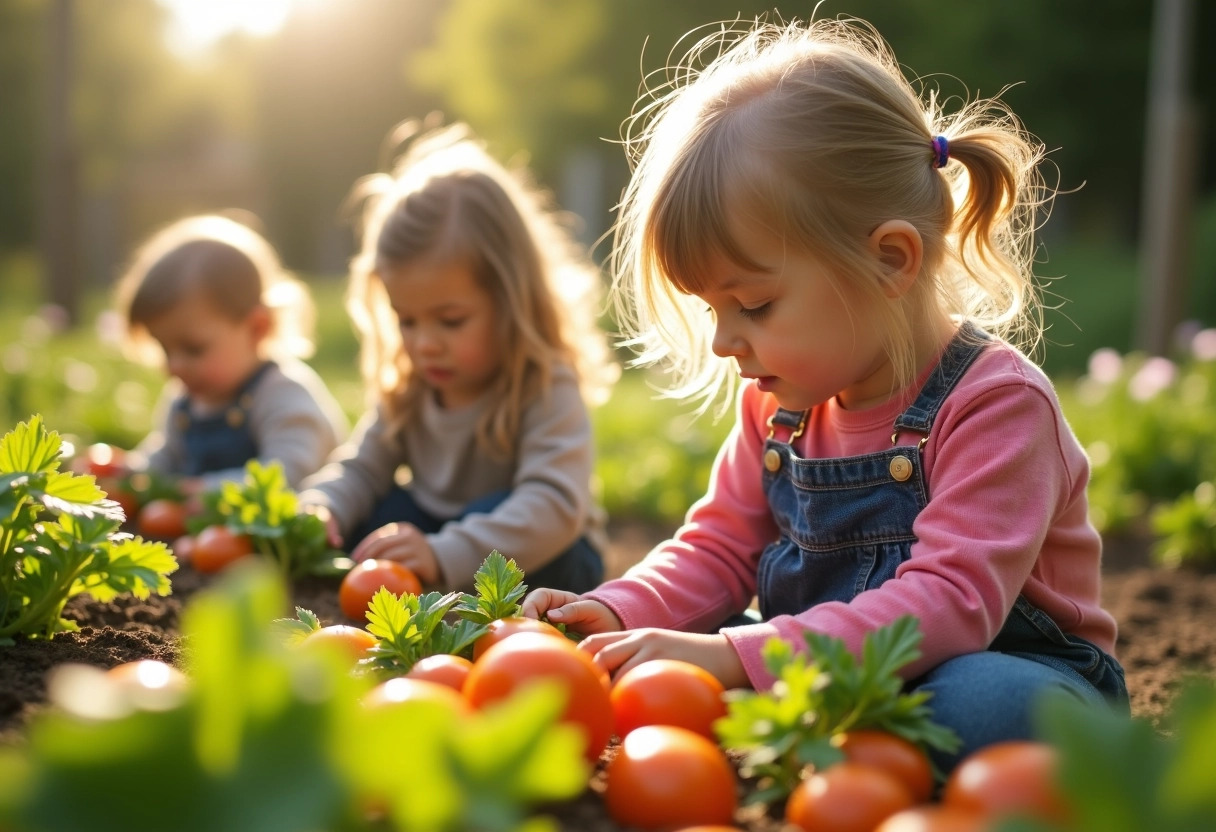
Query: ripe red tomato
405 654 474 692
942 740 1070 825
875 805 986 832
603 724 737 829
96 476 139 520
339 559 423 621
106 660 189 694
105 660 190 711
303 624 378 661
472 616 566 660
364 677 470 714
834 729 935 803
82 443 126 478
170 535 195 565
137 498 188 540
463 632 614 761
610 658 727 741
191 525 254 574
785 762 916 832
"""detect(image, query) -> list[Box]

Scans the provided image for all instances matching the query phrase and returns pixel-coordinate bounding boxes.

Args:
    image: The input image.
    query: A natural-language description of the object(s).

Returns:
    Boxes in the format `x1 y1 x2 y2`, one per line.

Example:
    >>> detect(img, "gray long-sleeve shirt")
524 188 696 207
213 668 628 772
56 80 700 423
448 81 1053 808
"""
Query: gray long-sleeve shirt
136 358 349 490
298 364 605 592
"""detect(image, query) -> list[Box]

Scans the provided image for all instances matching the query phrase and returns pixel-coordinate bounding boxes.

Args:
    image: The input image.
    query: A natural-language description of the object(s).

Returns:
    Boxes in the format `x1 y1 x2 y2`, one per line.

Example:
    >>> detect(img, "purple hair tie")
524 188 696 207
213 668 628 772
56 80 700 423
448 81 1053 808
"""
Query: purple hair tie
932 135 950 169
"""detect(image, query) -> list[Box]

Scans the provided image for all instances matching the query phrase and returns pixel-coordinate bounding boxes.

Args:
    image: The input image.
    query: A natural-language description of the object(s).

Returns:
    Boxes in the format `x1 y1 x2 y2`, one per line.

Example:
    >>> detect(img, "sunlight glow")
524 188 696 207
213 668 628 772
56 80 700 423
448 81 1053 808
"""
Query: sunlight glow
159 0 295 56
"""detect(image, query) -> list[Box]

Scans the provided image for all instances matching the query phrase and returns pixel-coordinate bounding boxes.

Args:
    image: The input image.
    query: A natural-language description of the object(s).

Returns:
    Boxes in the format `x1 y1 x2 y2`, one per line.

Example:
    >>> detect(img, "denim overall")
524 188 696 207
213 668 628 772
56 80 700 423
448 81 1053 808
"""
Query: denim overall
351 488 604 595
757 325 1128 770
171 361 273 476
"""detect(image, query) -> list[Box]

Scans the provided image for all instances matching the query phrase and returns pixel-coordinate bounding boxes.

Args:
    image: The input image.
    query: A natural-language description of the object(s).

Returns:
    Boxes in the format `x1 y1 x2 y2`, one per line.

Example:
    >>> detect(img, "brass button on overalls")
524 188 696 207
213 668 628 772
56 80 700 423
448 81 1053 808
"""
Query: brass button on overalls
889 455 912 482
764 448 782 472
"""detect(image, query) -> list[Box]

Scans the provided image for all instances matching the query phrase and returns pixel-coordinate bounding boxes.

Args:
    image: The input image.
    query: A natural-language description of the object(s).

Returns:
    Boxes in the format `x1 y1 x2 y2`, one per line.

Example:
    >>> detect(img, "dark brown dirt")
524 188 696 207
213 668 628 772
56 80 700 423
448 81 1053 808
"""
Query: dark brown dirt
1 523 1212 832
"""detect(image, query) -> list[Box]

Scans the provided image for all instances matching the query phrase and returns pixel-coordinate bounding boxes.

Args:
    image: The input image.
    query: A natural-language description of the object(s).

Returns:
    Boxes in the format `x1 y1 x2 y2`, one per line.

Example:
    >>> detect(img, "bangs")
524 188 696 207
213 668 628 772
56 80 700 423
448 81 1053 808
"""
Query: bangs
646 120 770 295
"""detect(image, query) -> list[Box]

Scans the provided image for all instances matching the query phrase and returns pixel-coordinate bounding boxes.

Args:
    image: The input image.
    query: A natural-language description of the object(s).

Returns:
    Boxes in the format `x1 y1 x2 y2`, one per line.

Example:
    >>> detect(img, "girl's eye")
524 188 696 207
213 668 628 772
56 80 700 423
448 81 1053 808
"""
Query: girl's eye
398 319 415 331
440 318 467 329
739 302 771 321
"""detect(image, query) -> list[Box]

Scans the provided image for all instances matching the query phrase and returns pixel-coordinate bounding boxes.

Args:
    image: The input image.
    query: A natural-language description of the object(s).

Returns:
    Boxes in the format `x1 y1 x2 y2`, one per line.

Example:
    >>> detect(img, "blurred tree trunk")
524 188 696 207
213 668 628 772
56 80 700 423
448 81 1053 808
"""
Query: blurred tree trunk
1136 0 1198 356
40 0 79 324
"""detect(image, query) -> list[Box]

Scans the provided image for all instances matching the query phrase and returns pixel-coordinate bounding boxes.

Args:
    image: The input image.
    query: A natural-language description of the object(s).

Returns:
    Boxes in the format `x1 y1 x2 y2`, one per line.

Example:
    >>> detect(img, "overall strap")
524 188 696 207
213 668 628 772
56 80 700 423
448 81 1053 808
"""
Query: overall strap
891 321 991 444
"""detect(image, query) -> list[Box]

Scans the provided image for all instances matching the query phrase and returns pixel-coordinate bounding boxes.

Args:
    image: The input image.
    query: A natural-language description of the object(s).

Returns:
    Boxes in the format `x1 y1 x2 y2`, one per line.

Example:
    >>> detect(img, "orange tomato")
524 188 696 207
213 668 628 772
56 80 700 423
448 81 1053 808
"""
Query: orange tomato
339 559 423 621
610 658 727 741
875 805 986 832
603 724 737 829
463 632 614 761
834 729 935 803
471 616 566 660
106 660 189 694
785 762 916 832
191 525 255 574
405 654 474 693
105 660 190 711
303 624 378 661
82 443 126 478
364 677 470 714
137 498 188 540
942 740 1070 825
171 534 196 565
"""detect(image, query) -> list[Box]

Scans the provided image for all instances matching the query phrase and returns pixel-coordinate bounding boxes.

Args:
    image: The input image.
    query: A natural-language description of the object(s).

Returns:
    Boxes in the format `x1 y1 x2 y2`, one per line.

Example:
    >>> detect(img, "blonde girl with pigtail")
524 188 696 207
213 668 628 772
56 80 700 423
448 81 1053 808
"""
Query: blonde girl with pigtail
300 120 616 594
523 15 1128 772
115 213 348 493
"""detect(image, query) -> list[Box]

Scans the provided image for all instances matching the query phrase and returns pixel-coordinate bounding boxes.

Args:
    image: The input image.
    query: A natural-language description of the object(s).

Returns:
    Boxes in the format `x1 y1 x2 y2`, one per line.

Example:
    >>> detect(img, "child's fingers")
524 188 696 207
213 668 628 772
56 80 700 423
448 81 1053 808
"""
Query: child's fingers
520 588 575 619
544 599 621 634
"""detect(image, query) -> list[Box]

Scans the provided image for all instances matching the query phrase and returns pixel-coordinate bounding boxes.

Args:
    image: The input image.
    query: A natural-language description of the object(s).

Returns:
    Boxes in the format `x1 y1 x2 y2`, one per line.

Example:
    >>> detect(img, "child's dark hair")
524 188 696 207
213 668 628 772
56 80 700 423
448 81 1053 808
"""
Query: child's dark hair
116 213 315 363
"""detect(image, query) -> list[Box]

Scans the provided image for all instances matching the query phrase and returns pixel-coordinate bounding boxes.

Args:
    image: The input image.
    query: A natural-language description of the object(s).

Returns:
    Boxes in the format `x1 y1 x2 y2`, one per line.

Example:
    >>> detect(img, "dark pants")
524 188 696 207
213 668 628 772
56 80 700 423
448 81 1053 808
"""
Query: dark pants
350 486 603 594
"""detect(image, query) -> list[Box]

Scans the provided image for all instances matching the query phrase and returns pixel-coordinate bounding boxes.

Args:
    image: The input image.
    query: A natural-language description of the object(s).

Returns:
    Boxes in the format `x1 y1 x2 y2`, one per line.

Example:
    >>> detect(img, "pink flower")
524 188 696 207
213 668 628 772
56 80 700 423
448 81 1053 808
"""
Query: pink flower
1128 356 1177 401
1191 329 1216 362
1086 348 1123 385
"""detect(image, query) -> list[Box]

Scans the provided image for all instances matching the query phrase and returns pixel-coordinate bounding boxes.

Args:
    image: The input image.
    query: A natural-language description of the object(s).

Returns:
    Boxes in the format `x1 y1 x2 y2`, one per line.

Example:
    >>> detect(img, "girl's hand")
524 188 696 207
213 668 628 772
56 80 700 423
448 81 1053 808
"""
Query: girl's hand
350 521 440 586
177 478 206 516
578 629 750 690
521 589 623 636
304 504 343 548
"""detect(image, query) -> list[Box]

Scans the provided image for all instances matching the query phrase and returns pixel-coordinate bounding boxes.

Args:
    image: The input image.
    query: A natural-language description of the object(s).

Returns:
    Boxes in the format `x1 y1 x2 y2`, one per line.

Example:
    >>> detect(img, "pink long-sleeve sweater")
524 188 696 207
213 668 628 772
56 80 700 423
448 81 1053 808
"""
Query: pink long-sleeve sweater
587 340 1119 690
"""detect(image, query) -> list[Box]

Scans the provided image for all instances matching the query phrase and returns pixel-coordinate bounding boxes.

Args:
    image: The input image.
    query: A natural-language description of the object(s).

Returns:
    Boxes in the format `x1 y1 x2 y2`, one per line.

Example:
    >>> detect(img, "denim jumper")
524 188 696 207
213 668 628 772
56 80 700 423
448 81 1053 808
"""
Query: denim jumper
171 361 273 476
756 325 1128 769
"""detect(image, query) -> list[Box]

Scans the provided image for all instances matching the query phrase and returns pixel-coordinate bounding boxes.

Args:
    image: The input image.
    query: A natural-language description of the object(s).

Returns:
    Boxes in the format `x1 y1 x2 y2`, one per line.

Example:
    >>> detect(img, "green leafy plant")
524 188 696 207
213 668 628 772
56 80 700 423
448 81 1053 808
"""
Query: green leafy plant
453 550 529 627
193 459 344 578
0 560 590 832
714 615 960 805
1150 481 1216 568
0 415 177 643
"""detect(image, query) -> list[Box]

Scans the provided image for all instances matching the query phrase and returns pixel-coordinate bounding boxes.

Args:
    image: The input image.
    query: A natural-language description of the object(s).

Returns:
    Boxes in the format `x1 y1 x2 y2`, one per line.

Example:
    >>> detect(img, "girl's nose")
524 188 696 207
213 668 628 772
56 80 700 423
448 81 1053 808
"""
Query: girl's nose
711 320 743 358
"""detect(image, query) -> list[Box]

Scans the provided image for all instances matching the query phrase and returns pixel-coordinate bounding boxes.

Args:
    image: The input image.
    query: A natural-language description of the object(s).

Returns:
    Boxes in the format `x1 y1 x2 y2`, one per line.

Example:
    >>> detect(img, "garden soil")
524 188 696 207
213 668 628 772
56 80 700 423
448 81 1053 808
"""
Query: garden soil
1 523 1212 832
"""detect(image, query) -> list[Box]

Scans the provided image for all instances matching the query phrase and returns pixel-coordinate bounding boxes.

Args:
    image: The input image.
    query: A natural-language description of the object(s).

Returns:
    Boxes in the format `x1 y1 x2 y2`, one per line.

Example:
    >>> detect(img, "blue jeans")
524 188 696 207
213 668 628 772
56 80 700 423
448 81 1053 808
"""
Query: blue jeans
351 486 603 594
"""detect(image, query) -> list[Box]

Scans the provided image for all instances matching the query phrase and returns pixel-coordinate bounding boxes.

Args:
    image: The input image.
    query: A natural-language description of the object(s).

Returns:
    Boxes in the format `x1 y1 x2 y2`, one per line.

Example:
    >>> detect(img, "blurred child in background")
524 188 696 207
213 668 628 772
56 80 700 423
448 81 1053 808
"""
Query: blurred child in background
116 213 348 495
523 15 1128 771
299 120 617 594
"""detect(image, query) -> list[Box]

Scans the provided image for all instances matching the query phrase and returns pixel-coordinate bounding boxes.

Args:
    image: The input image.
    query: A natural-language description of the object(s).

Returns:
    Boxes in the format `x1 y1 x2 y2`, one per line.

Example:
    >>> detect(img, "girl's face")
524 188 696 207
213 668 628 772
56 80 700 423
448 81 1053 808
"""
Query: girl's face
381 258 502 409
695 217 895 412
143 293 268 408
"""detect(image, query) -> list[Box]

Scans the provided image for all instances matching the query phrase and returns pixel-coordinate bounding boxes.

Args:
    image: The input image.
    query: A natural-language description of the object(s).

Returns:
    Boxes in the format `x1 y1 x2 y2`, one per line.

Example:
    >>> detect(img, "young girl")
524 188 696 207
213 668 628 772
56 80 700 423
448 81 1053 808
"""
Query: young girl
299 121 617 595
116 213 349 493
522 17 1128 769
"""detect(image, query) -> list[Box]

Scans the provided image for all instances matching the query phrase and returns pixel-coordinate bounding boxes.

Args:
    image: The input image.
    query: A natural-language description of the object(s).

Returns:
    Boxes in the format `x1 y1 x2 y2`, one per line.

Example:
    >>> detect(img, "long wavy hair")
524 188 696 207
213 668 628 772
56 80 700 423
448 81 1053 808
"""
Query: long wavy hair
610 15 1051 414
346 121 616 456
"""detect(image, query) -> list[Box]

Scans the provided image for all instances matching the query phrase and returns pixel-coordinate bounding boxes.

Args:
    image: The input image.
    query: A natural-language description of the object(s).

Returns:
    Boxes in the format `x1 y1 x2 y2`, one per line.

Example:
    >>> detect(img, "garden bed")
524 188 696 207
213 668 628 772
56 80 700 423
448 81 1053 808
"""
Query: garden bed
1 525 1213 831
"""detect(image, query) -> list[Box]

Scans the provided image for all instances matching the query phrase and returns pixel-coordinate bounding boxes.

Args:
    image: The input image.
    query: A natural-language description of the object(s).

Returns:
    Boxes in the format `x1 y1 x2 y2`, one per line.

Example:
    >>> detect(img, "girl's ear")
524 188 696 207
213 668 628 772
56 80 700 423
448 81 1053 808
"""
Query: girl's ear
247 304 273 343
869 220 923 298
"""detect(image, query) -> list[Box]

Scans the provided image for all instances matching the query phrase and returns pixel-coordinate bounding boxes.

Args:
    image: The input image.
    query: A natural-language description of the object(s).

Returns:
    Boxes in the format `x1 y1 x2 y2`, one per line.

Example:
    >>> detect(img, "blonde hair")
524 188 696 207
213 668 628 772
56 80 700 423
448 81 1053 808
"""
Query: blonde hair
346 120 616 456
611 15 1050 413
116 213 315 363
